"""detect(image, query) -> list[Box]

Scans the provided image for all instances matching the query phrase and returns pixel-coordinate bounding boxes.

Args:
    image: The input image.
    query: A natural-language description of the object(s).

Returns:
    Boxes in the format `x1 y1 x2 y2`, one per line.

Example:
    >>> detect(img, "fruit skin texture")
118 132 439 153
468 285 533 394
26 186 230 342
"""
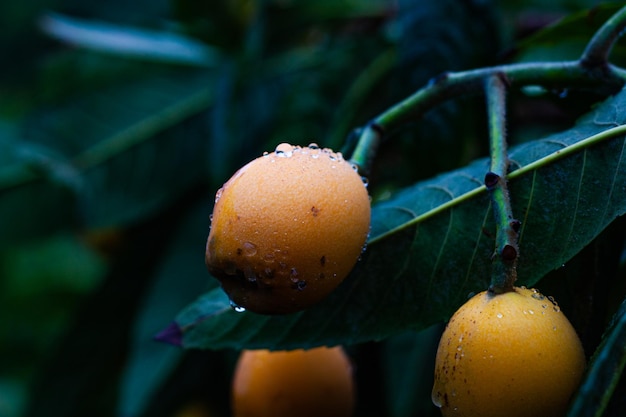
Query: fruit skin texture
432 287 586 417
205 143 371 314
232 346 355 417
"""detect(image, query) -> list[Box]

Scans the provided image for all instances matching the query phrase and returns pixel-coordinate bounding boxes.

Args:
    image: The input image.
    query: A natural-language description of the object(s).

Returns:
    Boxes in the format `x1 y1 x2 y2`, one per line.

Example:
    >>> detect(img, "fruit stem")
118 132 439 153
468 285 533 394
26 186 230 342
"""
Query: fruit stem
484 74 518 294
348 122 383 176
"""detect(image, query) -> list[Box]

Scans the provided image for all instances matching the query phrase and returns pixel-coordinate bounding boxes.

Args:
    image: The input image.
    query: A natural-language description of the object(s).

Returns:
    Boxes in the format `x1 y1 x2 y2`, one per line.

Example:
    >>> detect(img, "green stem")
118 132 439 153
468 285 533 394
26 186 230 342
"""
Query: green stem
581 5 626 68
347 60 626 173
347 5 626 171
484 74 518 294
348 123 383 176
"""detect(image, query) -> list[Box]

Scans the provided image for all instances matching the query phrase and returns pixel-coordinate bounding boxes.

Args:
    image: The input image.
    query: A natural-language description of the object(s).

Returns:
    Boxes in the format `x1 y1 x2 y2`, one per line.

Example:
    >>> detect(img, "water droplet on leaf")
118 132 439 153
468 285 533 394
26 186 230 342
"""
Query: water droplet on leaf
230 299 246 313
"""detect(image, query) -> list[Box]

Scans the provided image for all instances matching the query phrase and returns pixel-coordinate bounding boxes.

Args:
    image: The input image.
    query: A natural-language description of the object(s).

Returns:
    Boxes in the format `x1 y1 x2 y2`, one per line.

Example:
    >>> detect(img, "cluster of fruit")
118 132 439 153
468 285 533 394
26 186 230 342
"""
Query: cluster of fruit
205 143 586 417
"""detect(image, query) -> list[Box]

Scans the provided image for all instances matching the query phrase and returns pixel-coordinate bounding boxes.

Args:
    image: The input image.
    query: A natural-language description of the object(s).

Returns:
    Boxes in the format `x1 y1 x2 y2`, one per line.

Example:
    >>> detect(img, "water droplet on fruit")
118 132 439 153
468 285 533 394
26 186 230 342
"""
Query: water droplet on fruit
307 143 320 149
290 268 299 282
262 151 269 156
244 268 257 282
496 313 503 319
275 143 294 157
242 242 257 256
224 262 237 276
361 176 369 187
531 292 545 301
230 299 246 313
214 187 223 203
432 390 443 408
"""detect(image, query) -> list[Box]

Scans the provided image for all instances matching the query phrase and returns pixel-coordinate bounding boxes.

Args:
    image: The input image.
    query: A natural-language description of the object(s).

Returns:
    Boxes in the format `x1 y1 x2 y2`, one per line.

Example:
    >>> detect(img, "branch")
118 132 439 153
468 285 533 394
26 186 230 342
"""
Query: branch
348 5 626 173
581 5 626 69
483 74 519 294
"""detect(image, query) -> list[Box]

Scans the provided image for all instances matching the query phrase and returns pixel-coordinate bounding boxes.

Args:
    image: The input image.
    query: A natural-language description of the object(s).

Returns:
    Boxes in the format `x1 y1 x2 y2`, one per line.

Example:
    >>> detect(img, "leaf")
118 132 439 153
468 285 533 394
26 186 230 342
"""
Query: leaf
16 68 213 229
172 86 626 351
40 12 220 67
381 327 442 417
567 296 626 417
118 197 216 417
0 138 83 247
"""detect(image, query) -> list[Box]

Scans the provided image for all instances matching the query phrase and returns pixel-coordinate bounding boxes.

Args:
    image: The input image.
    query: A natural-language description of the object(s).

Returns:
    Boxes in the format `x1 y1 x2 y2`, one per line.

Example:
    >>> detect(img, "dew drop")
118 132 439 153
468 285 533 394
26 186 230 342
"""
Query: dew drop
262 151 269 156
230 299 246 313
528 309 535 315
361 176 369 188
307 143 320 149
242 242 257 256
531 292 545 301
290 268 299 282
224 262 237 276
275 143 294 157
214 187 224 203
244 268 257 282
496 313 503 319
432 390 443 408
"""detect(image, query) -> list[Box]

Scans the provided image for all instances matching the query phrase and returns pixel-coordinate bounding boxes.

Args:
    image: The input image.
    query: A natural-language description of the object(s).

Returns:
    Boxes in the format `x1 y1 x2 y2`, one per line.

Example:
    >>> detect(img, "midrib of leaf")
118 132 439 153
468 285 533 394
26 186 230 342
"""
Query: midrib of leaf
0 85 213 192
72 87 212 170
369 123 626 245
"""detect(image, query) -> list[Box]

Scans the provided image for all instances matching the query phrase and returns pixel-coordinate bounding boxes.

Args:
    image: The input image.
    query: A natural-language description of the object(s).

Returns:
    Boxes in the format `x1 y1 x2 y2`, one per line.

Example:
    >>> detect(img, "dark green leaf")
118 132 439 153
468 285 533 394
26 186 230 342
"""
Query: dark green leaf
567 296 626 417
40 13 220 67
174 86 626 350
382 327 442 417
19 69 213 229
0 137 82 246
118 197 215 417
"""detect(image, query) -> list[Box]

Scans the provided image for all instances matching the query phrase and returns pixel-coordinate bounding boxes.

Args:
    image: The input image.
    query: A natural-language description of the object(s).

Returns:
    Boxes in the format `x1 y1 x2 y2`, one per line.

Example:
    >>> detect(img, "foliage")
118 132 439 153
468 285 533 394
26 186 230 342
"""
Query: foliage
1 1 626 417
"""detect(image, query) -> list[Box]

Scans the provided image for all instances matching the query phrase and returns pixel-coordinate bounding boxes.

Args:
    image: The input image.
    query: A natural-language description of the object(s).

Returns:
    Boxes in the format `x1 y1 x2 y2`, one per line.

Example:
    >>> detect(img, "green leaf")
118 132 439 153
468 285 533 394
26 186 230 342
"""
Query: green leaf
18 69 213 229
0 137 83 247
567 296 626 417
173 86 626 351
118 197 216 417
40 12 220 67
382 327 442 417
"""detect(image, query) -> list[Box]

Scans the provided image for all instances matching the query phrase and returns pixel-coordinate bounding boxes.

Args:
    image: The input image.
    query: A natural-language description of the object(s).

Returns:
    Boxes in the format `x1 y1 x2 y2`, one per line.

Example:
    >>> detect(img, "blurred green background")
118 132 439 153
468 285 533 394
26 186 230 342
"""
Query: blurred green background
1 0 625 416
